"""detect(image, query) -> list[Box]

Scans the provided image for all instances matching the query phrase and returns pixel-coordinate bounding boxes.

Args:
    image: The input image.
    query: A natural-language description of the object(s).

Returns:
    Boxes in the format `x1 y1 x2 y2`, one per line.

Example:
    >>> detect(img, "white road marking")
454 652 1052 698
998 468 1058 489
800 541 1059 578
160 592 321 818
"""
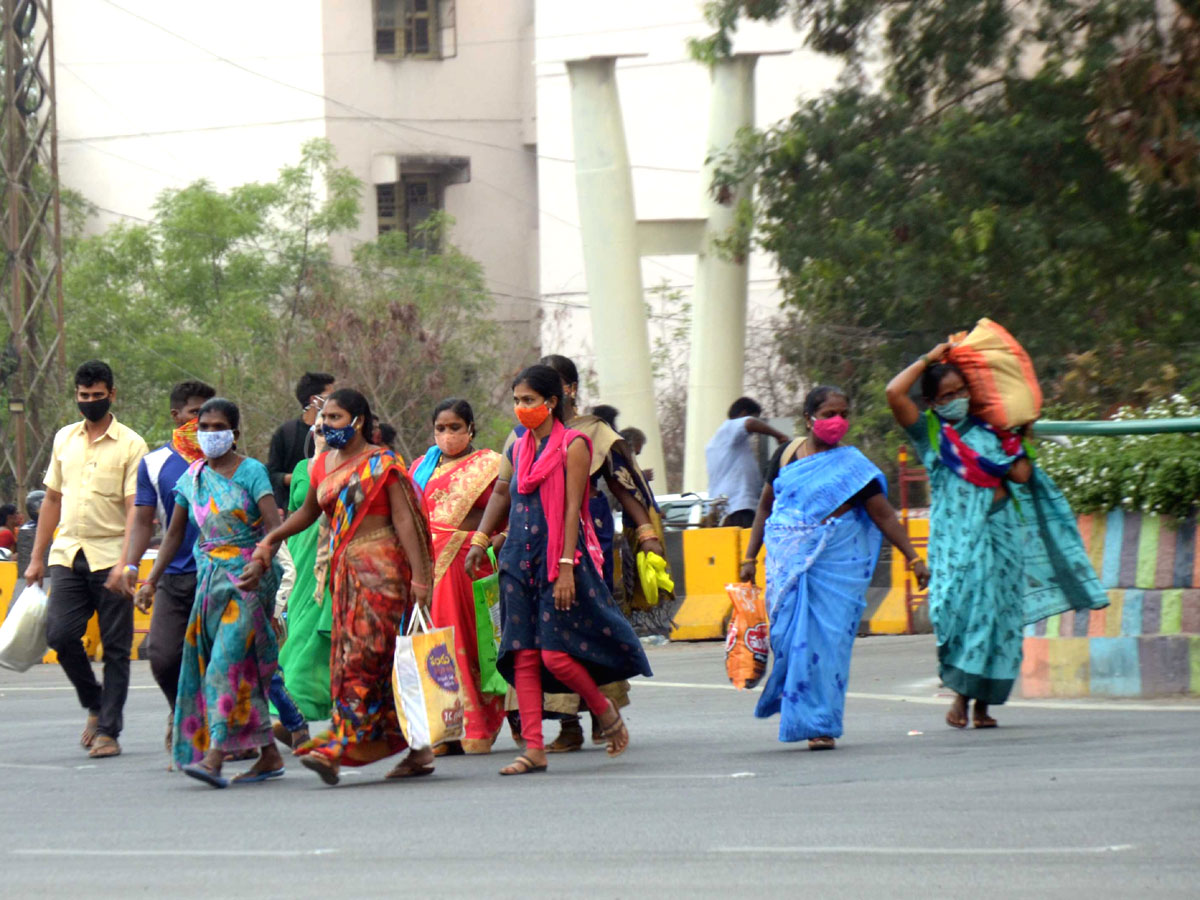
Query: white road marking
566 772 757 781
632 680 1200 712
712 844 1135 855
0 685 156 693
10 848 339 858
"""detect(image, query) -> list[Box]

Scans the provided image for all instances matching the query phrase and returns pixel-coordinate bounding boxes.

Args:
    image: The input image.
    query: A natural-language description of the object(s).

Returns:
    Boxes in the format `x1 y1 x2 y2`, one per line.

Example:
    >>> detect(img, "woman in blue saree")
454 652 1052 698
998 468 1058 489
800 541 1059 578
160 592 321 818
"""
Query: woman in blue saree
741 387 929 749
887 343 1107 729
140 398 284 787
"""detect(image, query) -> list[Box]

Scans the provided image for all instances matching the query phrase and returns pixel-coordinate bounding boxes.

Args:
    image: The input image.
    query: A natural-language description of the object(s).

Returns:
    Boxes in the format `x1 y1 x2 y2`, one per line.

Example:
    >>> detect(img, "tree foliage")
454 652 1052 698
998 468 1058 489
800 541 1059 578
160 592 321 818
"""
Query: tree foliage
695 0 1200 436
61 140 507 460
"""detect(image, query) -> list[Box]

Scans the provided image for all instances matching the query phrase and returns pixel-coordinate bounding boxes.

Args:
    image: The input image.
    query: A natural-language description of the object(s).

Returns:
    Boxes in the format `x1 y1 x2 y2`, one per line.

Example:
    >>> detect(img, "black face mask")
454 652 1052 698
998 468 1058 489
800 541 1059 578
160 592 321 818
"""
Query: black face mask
77 397 112 423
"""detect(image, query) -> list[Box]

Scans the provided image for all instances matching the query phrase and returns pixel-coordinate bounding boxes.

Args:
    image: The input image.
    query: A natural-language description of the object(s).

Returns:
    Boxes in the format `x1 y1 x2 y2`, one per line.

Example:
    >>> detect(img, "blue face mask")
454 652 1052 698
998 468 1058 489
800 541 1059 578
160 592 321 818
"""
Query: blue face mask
322 417 359 449
934 397 970 422
197 429 235 459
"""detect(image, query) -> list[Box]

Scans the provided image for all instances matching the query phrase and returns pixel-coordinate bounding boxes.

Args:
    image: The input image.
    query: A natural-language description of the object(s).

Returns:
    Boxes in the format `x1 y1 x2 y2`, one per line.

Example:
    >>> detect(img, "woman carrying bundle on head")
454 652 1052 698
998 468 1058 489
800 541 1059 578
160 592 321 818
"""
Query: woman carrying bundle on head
741 386 929 750
411 398 506 755
465 365 652 776
248 388 437 785
887 343 1106 730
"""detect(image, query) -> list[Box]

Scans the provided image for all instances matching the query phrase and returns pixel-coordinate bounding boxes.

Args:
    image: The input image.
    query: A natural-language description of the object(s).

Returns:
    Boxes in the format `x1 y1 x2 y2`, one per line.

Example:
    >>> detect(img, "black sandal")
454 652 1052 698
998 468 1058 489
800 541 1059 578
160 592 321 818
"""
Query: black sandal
499 755 547 776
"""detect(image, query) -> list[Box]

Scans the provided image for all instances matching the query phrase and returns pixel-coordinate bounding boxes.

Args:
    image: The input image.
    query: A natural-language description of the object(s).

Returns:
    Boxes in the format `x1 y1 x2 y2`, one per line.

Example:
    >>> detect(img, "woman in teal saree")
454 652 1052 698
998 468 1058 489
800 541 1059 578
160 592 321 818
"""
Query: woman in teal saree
741 387 929 749
887 343 1107 728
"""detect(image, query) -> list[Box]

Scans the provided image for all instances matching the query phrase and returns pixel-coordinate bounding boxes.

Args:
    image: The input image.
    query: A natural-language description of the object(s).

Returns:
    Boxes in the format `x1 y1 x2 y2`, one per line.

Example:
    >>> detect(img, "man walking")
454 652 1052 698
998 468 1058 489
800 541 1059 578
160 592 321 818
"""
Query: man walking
705 397 790 529
267 372 335 512
25 361 148 758
124 380 214 749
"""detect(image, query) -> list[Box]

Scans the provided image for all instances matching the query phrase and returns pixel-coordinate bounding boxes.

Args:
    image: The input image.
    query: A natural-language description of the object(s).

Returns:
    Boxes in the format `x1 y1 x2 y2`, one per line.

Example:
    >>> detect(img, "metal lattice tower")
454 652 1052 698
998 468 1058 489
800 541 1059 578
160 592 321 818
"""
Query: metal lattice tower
0 0 66 501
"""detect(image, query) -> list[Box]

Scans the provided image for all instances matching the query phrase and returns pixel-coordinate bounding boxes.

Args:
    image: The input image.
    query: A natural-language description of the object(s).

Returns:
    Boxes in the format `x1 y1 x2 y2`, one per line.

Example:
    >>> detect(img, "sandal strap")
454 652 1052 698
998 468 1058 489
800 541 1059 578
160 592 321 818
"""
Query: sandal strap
598 713 626 739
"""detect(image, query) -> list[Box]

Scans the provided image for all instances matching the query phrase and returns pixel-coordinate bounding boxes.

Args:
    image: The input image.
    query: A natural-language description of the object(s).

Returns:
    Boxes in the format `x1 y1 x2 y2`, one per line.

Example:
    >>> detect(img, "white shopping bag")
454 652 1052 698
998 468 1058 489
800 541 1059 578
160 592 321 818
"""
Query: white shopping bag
0 583 49 672
391 606 465 750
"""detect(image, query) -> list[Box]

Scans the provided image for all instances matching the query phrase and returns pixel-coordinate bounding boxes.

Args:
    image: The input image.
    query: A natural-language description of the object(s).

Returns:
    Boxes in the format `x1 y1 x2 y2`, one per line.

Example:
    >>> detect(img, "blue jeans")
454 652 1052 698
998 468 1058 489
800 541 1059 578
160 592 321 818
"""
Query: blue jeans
269 671 306 733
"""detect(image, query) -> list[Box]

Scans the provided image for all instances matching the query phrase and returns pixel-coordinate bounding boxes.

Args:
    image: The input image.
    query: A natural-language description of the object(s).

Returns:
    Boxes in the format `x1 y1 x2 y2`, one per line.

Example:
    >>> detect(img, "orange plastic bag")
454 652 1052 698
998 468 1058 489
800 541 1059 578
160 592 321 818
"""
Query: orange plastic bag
724 583 769 690
947 318 1042 430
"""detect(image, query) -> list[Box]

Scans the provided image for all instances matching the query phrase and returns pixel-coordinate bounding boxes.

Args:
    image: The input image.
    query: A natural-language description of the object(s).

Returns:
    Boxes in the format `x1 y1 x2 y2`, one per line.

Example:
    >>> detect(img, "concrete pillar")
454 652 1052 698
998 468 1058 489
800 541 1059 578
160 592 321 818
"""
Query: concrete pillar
565 57 667 488
681 55 759 493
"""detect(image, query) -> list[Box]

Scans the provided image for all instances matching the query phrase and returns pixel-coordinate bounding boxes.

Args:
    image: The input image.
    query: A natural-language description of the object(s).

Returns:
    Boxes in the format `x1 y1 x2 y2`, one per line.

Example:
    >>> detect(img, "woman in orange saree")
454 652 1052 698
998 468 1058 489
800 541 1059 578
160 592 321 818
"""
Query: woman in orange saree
250 389 436 785
411 398 506 754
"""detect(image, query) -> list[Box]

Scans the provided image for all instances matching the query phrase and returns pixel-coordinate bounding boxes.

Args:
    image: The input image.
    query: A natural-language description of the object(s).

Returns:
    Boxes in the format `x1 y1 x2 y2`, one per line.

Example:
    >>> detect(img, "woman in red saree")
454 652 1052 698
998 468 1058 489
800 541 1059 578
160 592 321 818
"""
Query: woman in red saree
411 398 505 754
249 389 435 785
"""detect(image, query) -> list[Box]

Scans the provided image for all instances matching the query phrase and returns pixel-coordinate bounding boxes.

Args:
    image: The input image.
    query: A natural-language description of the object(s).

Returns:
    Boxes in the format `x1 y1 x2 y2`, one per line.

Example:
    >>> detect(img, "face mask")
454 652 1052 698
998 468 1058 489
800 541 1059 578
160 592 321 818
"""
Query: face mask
172 418 203 463
77 397 111 423
514 403 551 430
811 415 849 446
436 430 472 457
934 397 970 422
198 429 235 459
322 416 359 450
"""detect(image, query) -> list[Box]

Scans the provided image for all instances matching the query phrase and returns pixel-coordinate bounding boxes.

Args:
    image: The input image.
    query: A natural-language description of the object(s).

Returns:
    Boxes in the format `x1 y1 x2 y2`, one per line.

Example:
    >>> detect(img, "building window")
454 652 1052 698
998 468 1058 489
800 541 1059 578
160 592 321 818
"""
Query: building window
375 0 439 59
377 175 442 250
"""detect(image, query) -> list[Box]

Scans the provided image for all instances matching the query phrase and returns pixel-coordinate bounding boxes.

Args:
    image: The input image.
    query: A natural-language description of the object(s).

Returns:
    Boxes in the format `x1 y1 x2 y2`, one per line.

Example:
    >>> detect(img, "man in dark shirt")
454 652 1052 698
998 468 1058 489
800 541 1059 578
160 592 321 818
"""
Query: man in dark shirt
267 372 336 511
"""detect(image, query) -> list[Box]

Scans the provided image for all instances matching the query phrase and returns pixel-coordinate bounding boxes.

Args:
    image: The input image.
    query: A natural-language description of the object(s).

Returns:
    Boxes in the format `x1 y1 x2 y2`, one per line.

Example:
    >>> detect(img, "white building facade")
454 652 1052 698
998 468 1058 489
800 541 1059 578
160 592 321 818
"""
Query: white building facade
54 0 540 332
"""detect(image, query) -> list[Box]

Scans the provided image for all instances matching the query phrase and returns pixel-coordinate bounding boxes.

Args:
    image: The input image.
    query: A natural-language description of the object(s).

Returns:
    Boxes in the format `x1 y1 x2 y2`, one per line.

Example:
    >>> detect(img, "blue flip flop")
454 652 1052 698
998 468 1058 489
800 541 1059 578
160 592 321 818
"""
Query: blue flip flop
231 767 285 785
182 763 229 789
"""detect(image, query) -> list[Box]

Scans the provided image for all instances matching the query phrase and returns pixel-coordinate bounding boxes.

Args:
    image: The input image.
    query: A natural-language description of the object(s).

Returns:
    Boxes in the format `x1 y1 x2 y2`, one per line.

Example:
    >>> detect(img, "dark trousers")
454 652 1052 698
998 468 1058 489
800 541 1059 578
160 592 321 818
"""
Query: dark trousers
143 571 196 709
722 509 756 529
46 551 133 739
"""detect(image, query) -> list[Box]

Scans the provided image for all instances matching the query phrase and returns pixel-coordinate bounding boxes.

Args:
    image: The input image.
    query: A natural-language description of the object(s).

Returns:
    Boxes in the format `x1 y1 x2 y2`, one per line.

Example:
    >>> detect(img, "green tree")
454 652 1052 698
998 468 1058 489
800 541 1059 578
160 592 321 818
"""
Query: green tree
61 140 507 461
694 0 1200 440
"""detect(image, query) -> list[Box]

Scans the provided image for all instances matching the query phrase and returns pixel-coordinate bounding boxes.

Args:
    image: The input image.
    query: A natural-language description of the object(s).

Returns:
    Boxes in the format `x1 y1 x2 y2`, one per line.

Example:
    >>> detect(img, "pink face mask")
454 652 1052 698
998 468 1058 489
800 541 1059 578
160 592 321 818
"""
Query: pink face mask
436 429 471 457
811 415 849 446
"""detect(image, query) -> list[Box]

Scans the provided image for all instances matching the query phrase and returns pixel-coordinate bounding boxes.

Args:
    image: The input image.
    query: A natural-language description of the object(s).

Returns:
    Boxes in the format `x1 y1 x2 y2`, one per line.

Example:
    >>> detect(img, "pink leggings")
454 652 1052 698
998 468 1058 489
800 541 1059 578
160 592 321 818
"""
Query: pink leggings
512 649 610 751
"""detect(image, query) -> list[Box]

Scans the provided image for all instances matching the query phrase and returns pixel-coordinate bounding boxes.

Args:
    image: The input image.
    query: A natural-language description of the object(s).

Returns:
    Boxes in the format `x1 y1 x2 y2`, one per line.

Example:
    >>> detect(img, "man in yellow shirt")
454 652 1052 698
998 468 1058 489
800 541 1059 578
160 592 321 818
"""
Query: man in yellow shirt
25 361 148 759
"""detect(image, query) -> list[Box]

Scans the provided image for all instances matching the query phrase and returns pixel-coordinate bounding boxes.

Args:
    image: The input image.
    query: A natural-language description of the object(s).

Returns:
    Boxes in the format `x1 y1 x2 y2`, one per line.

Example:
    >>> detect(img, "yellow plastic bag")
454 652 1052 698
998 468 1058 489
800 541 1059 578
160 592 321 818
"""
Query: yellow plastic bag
636 550 675 607
724 582 768 690
391 607 465 750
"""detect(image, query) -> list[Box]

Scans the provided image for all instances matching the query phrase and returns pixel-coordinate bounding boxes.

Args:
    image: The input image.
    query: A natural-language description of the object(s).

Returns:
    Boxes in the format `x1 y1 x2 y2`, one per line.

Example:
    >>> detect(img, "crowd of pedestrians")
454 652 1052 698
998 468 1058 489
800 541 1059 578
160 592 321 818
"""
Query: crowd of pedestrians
7 346 1107 785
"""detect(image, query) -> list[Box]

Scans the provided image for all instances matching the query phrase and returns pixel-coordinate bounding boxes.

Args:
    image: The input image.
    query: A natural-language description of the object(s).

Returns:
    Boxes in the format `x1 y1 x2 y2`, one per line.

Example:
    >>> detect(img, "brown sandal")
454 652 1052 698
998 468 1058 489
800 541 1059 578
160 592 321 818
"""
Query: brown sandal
80 712 100 749
299 754 340 786
597 705 629 758
499 754 547 776
88 735 121 758
807 736 836 751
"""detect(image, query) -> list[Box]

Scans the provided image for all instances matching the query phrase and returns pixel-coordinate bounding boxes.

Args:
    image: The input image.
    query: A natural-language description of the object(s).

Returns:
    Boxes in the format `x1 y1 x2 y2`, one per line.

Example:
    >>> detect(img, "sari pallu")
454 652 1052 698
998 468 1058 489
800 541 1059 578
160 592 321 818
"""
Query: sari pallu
755 447 885 742
909 413 1107 705
297 448 433 765
173 461 282 768
412 447 506 742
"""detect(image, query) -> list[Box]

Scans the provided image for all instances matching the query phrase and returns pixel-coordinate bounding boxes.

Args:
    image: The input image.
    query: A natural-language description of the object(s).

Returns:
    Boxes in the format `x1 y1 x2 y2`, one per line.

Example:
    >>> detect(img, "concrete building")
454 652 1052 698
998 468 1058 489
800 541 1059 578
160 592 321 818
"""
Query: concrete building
54 0 539 332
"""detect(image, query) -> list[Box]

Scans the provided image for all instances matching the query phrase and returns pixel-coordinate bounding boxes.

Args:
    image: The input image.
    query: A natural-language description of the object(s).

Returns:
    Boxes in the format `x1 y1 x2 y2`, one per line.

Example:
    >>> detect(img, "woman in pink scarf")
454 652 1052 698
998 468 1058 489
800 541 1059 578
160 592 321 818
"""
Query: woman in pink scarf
466 365 652 776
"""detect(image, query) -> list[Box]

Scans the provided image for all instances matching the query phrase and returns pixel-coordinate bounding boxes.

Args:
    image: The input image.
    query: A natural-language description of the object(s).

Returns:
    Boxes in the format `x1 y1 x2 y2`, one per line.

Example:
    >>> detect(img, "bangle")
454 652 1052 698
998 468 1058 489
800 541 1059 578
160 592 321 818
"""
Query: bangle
558 557 575 566
469 531 490 549
124 563 139 573
411 580 428 589
742 557 757 565
635 523 657 545
919 354 931 367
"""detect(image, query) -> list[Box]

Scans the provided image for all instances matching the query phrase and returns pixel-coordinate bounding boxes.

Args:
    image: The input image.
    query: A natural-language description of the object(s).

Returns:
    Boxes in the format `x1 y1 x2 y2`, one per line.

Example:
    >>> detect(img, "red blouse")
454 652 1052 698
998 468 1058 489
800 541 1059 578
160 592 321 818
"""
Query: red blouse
311 451 396 516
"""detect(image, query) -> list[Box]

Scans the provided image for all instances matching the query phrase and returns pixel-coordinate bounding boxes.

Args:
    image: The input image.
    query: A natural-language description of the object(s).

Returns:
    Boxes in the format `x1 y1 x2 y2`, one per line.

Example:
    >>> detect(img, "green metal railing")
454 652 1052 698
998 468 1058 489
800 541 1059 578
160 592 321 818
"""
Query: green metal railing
1032 418 1200 437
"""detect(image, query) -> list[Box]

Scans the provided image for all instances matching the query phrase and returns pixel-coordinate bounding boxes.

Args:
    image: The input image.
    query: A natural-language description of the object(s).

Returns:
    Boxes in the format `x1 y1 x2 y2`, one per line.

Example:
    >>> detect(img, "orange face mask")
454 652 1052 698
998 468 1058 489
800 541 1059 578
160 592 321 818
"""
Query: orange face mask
514 403 550 430
172 418 203 463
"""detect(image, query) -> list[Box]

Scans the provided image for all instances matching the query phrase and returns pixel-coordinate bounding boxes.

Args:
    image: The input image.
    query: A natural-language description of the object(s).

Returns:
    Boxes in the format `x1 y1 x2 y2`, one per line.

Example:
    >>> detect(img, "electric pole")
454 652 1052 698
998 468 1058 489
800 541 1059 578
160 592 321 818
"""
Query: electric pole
0 0 67 502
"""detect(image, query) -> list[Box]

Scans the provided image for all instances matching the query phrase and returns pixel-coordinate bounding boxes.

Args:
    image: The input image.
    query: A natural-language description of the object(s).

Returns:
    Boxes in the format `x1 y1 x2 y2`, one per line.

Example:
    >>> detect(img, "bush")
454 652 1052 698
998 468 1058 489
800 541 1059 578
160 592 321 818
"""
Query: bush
1038 396 1200 519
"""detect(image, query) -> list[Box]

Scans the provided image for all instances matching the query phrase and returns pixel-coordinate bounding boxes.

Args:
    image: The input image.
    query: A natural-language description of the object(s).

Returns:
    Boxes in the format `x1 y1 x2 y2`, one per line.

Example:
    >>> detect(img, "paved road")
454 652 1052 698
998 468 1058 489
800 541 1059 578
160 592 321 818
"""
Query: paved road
1 635 1197 898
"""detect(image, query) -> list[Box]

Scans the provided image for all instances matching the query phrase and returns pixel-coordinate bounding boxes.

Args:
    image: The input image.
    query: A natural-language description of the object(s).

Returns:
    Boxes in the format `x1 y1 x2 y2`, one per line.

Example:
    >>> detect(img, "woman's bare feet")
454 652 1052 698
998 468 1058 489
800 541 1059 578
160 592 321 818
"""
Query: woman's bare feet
973 701 998 728
946 693 968 729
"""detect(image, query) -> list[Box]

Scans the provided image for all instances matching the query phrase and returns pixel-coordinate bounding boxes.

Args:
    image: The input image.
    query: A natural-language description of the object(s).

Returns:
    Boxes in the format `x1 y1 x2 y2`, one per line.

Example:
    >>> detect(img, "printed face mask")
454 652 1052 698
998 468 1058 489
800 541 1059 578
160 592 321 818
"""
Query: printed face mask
436 429 471 457
934 397 970 423
811 415 849 446
322 416 359 449
514 403 550 430
172 418 203 463
77 397 111 423
198 429 235 459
